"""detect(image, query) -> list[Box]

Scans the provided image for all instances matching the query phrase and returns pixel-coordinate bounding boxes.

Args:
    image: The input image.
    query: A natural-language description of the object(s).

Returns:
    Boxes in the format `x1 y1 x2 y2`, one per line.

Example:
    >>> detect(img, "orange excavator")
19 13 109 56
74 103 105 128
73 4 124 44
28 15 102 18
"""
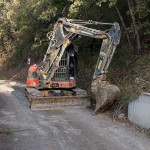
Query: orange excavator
25 18 121 112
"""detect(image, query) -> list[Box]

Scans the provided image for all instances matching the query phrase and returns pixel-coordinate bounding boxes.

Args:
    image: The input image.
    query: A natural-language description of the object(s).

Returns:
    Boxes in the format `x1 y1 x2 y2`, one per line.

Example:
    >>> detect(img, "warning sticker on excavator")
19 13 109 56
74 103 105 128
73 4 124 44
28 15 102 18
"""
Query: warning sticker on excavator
98 60 102 69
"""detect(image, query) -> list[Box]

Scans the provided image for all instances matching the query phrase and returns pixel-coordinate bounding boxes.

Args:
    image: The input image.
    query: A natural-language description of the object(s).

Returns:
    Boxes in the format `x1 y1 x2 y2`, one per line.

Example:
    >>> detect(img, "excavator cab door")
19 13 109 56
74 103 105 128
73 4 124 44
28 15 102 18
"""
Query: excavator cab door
51 45 77 88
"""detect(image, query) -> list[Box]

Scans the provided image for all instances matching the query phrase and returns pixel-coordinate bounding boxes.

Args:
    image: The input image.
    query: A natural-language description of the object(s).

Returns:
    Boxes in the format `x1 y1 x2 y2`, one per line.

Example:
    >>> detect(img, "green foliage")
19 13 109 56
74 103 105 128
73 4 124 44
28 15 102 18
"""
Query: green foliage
141 128 150 138
68 0 100 19
108 50 150 112
96 0 117 7
0 74 6 80
135 0 150 48
0 0 70 62
135 0 150 33
0 0 149 63
0 128 13 135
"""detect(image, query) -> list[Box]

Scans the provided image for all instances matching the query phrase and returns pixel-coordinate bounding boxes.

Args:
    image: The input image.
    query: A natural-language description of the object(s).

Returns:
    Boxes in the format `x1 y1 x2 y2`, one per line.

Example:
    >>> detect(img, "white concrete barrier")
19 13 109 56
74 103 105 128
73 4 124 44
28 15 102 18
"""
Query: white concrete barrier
128 93 150 129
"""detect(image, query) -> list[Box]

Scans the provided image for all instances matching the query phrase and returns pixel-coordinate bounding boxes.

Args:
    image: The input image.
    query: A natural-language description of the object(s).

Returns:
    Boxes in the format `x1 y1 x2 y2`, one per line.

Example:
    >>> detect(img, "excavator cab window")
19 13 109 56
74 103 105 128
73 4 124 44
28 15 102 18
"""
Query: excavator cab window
68 48 77 80
28 72 38 79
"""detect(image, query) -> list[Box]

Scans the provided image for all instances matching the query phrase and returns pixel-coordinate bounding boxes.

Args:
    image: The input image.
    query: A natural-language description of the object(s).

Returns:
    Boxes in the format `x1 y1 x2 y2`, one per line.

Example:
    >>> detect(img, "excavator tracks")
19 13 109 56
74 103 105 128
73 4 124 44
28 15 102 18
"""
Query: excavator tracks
25 87 91 110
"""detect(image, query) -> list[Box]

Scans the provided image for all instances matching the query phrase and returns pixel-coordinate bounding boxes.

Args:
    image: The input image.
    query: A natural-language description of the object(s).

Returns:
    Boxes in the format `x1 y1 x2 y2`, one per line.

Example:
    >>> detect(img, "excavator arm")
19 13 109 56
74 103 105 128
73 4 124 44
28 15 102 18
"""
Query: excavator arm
38 18 121 88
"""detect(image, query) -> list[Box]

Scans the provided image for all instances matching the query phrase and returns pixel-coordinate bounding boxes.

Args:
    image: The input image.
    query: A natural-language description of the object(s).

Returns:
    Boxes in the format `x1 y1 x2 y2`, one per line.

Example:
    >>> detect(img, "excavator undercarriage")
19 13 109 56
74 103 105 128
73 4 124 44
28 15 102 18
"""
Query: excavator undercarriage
25 18 121 112
25 87 90 110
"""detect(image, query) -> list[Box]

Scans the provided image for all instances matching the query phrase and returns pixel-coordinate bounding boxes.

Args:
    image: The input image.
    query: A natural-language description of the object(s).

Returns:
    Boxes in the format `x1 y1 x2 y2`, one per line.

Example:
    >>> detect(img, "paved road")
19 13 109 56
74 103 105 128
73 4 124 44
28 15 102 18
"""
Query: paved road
0 83 150 150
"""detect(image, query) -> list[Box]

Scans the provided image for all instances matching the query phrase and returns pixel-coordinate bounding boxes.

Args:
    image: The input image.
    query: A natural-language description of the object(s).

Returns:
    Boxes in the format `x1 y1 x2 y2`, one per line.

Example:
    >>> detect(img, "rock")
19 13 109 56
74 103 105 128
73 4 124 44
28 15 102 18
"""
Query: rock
118 113 125 120
13 138 19 142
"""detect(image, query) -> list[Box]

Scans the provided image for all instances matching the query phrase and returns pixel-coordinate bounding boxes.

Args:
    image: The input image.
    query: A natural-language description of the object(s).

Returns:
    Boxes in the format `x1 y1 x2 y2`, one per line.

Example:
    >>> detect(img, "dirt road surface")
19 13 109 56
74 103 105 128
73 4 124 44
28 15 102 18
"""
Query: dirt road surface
0 82 150 150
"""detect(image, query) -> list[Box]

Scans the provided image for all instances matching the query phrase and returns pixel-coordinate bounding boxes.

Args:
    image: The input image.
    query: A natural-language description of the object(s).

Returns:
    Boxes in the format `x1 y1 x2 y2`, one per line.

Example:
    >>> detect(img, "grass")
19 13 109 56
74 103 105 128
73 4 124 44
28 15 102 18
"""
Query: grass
77 45 150 113
108 48 150 112
141 128 150 138
0 74 7 80
78 51 99 92
0 128 13 135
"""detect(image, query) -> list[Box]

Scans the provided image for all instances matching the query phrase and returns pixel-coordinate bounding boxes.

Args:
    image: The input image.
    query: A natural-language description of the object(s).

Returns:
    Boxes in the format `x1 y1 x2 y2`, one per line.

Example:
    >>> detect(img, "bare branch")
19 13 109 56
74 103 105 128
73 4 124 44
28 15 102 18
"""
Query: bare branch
115 5 134 51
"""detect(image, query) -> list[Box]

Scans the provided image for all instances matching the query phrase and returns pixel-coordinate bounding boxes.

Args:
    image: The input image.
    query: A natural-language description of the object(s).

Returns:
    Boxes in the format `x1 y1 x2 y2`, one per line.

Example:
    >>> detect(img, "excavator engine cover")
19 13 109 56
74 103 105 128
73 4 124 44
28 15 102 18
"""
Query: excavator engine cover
27 64 39 87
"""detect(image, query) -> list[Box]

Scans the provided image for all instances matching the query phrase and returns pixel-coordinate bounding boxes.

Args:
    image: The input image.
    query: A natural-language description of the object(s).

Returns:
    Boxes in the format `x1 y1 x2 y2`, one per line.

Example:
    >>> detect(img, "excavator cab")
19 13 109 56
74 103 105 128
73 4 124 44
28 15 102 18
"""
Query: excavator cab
27 45 77 89
51 45 77 88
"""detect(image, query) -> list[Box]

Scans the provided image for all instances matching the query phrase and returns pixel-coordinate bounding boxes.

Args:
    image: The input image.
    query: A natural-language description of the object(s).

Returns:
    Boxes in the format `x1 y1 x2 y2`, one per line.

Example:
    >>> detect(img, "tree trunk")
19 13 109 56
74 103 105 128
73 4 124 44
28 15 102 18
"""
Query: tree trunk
127 0 141 54
115 5 134 51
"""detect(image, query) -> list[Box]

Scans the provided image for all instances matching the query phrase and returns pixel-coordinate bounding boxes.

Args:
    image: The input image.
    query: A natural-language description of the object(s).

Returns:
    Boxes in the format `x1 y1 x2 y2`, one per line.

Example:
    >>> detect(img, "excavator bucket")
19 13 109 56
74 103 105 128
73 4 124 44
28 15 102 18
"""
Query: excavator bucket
91 79 120 114
25 87 90 110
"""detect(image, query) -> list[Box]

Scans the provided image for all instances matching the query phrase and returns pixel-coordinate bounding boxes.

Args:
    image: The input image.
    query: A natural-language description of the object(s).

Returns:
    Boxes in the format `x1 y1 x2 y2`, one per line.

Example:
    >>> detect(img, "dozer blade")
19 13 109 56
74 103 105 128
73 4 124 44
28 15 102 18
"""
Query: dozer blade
25 87 90 110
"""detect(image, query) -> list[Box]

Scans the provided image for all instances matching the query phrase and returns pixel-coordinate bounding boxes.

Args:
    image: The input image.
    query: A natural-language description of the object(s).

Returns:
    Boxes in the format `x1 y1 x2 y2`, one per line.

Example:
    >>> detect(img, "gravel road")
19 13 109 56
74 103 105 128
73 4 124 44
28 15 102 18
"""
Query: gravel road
0 82 150 150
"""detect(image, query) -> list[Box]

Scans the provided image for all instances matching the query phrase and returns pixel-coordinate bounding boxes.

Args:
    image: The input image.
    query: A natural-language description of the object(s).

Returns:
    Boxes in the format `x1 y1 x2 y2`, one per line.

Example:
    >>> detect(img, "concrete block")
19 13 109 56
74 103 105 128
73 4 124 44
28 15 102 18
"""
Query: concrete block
128 93 150 129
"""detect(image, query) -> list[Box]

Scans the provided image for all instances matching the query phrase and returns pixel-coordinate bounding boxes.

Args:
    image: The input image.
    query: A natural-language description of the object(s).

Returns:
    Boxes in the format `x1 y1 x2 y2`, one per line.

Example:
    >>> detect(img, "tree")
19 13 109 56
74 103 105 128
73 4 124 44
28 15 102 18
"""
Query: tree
135 0 150 49
114 5 134 51
127 0 141 53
